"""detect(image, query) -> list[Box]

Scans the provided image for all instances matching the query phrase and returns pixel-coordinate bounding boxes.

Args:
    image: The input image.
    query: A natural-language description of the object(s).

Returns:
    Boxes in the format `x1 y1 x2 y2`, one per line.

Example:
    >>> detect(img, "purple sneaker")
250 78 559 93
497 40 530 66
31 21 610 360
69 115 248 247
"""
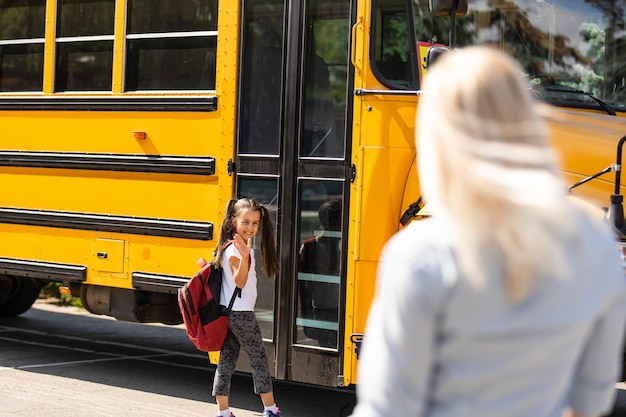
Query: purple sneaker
262 408 281 417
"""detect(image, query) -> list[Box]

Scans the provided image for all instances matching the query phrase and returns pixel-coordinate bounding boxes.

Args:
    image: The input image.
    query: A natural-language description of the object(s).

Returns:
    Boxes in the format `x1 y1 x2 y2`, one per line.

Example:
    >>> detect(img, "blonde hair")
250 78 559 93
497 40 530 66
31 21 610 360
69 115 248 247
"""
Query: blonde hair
417 46 575 301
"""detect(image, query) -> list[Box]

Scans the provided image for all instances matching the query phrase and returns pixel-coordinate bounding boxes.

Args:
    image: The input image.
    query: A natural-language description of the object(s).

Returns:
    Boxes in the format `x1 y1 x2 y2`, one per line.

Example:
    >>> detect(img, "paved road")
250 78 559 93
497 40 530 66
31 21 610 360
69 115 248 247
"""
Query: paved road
0 300 356 417
2 300 626 417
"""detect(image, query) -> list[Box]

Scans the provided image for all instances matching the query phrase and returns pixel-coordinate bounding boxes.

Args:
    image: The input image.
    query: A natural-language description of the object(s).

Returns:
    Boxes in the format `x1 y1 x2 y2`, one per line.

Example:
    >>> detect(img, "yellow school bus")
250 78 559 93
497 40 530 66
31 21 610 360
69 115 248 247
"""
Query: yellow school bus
1 0 626 388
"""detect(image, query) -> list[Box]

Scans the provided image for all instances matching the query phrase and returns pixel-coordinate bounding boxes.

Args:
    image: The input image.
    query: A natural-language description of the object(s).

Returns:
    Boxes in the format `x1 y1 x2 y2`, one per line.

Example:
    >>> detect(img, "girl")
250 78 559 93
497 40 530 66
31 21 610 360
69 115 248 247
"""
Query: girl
210 198 281 417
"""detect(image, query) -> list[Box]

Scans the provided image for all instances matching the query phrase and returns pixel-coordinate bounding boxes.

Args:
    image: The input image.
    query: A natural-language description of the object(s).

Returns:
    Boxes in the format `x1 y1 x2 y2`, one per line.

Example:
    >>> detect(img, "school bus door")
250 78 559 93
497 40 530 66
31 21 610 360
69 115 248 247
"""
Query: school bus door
232 0 354 387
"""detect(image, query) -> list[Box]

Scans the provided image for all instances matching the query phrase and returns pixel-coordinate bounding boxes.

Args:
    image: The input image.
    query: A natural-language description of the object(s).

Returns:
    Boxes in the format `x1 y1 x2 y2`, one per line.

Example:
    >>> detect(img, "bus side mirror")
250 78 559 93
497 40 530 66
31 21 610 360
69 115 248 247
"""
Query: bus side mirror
429 0 468 16
426 46 448 68
608 135 626 234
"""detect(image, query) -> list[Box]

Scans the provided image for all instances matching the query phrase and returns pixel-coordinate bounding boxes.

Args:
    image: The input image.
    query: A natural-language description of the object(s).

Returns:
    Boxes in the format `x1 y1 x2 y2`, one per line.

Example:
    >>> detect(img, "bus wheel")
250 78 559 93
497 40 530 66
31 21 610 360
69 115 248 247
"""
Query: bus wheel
0 275 11 311
0 277 41 317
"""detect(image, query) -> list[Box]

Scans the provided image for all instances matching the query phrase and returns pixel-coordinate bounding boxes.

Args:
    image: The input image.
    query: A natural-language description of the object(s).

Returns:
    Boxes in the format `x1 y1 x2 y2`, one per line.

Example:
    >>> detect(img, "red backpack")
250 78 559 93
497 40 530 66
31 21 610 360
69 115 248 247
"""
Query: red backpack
178 251 241 352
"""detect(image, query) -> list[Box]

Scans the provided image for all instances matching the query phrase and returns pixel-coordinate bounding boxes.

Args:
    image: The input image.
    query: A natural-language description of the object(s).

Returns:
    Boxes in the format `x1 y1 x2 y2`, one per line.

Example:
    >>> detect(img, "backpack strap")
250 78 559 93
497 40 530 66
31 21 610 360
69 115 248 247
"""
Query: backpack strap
225 287 242 313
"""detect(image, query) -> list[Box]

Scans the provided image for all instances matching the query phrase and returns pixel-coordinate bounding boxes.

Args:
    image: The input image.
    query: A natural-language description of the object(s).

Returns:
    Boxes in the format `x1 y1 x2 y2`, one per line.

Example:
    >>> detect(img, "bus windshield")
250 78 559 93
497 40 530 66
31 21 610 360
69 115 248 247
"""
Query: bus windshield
409 0 626 113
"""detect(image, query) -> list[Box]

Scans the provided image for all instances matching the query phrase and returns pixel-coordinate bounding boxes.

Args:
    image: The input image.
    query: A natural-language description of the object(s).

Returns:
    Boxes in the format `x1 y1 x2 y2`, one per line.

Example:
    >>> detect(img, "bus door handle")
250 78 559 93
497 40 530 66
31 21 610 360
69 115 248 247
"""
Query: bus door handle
351 17 363 73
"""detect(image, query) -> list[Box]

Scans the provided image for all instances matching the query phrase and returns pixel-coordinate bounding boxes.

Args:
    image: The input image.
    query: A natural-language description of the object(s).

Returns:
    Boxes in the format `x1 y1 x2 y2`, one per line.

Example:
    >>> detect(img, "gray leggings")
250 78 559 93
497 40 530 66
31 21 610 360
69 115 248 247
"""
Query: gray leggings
212 311 273 396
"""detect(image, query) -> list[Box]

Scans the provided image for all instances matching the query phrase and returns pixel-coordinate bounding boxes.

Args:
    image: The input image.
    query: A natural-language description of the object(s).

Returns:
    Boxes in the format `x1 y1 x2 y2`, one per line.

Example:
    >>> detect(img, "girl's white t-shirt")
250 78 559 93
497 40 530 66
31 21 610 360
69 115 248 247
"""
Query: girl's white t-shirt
220 243 257 311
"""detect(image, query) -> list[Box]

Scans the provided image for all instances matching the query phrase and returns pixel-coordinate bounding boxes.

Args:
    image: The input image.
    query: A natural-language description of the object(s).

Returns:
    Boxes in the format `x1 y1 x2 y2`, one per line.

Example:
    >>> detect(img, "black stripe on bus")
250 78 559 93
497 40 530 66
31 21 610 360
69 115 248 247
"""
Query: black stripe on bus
0 96 217 112
0 208 213 241
0 257 87 282
132 272 189 294
0 151 215 176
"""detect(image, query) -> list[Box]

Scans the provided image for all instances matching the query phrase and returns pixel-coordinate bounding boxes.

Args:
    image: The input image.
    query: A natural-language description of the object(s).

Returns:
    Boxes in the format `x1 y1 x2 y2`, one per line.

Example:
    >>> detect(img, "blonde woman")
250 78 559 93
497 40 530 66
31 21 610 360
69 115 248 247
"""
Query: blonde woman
351 47 626 417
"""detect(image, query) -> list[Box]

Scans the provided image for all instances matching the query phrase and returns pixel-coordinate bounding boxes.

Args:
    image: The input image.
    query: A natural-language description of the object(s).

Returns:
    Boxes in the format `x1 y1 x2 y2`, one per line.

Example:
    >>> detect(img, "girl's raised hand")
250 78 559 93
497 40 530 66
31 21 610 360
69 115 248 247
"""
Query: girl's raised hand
233 233 252 258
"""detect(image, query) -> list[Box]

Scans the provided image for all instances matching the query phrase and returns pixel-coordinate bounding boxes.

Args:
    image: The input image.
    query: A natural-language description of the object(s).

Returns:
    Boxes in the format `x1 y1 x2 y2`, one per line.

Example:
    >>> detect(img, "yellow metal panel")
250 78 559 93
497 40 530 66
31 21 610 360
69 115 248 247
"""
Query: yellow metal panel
343 260 377 386
0 168 218 220
357 146 414 257
208 351 220 364
351 94 417 261
2 110 220 155
0 224 90 266
125 234 211 276
93 238 125 273
344 153 421 385
0 222 213 289
211 0 240 220
359 95 418 148
112 0 127 94
345 91 417 386
540 104 626 206
43 0 56 94
344 89 365 386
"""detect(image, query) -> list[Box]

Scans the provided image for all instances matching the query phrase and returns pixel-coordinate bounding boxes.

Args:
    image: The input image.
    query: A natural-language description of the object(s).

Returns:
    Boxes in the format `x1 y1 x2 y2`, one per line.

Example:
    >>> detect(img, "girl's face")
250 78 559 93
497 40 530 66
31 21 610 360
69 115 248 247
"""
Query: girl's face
233 208 261 240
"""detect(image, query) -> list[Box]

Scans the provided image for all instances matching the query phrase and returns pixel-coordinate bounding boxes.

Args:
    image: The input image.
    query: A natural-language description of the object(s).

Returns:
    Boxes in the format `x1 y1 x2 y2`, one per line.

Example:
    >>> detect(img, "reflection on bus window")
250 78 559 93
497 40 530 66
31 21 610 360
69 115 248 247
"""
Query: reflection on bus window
127 0 217 33
0 44 44 92
57 0 114 37
412 0 626 112
125 0 218 91
296 181 343 349
239 1 285 155
56 42 113 92
125 37 216 91
300 1 349 158
55 0 114 92
301 52 338 157
372 0 415 88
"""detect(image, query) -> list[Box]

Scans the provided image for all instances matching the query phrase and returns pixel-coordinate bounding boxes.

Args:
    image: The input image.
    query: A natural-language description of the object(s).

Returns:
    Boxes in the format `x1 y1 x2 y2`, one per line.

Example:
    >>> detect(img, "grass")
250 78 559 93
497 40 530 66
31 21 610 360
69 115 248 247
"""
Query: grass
39 282 83 308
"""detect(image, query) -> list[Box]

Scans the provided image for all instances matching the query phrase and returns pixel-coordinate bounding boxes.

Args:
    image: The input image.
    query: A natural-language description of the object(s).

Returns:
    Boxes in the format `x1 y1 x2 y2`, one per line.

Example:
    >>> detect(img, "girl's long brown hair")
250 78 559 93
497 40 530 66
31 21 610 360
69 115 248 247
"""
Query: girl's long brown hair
211 198 280 277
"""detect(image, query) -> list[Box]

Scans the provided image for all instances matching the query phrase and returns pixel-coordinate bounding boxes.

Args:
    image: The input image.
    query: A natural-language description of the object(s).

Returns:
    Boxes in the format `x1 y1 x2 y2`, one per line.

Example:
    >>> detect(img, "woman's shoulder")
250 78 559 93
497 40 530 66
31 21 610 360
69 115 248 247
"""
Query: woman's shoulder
386 216 455 255
567 198 626 303
567 197 620 253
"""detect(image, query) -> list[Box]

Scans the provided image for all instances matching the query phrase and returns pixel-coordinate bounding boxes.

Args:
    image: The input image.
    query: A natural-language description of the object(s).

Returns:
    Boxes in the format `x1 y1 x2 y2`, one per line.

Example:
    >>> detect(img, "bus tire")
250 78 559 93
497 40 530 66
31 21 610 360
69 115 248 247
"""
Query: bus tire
0 275 12 311
0 277 41 317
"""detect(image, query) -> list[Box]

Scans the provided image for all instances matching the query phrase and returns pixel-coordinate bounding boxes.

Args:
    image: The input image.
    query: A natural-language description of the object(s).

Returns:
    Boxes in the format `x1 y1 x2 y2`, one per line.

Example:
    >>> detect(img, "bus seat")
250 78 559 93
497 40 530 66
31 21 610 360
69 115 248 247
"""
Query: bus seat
302 53 341 157
240 45 284 154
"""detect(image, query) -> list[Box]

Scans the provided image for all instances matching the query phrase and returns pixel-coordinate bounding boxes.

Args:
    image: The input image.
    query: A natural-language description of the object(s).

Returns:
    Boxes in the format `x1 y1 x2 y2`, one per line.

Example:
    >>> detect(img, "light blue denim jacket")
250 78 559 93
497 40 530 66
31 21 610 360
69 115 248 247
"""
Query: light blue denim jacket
352 212 626 417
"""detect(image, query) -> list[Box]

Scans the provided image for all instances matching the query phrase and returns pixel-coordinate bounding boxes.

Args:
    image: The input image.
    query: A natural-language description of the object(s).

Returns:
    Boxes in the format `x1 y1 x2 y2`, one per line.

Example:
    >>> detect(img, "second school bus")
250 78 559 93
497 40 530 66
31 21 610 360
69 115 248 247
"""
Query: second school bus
1 0 626 388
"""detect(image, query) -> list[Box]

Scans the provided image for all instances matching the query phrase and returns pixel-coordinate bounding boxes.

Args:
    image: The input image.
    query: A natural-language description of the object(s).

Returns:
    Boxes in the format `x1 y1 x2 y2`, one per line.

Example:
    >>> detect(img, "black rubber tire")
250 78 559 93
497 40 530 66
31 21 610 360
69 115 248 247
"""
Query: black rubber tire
0 275 12 311
0 277 41 317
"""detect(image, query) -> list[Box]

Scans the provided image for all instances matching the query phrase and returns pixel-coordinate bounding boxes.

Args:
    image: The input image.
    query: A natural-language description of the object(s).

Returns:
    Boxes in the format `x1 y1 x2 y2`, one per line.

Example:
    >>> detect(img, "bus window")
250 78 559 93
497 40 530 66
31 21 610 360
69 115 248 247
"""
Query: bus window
296 180 343 349
0 1 45 92
412 0 626 113
125 0 218 91
238 1 285 155
55 0 115 92
300 1 349 158
372 0 416 89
